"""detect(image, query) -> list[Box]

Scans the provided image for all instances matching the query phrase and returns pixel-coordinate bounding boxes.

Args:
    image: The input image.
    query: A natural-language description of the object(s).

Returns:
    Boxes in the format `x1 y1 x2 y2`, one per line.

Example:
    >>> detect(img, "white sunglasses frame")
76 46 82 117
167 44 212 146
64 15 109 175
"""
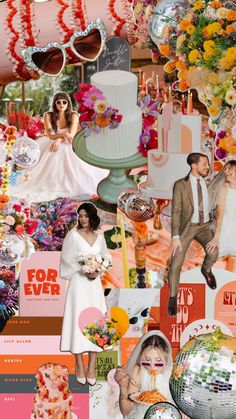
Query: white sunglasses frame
21 19 106 77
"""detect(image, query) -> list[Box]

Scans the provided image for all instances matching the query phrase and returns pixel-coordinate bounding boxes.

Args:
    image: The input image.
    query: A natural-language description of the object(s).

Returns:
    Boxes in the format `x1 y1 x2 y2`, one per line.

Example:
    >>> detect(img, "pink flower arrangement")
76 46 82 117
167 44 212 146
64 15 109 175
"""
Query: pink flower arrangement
2 199 38 237
74 84 123 138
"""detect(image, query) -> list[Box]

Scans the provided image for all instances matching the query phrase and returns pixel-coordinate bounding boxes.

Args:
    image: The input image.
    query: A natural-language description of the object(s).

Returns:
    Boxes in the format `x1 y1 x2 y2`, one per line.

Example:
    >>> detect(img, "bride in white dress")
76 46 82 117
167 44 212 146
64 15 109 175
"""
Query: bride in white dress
114 331 173 419
60 202 111 386
10 92 108 203
207 159 236 257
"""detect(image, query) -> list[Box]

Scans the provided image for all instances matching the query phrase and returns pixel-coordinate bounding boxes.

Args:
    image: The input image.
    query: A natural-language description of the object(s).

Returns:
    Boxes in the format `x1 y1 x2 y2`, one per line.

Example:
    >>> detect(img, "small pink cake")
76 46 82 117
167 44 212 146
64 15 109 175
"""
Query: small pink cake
32 363 73 419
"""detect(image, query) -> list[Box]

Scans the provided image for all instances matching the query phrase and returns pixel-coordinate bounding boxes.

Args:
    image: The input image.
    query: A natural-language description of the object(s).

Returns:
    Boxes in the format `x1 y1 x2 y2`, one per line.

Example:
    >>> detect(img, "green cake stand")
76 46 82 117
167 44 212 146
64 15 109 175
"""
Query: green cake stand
73 131 147 204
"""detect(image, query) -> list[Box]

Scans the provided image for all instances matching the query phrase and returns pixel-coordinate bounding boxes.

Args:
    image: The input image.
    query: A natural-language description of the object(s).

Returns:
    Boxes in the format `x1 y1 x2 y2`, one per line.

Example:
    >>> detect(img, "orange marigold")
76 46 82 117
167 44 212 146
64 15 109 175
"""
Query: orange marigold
95 114 110 128
164 61 176 72
4 126 17 136
175 60 187 70
210 1 222 8
159 44 171 57
178 69 188 80
226 10 236 21
179 19 192 31
133 221 148 237
225 24 236 35
179 80 190 91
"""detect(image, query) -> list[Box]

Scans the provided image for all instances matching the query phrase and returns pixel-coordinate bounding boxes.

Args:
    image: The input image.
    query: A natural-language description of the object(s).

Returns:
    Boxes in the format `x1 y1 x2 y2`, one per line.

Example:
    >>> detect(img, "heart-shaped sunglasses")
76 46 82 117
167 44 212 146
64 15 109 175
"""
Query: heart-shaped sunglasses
21 19 106 77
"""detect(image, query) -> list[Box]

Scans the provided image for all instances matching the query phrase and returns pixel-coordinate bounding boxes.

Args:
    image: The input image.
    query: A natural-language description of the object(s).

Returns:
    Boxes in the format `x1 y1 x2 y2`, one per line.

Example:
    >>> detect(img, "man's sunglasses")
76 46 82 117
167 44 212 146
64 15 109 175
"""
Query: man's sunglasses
21 19 106 77
55 100 68 105
129 308 149 325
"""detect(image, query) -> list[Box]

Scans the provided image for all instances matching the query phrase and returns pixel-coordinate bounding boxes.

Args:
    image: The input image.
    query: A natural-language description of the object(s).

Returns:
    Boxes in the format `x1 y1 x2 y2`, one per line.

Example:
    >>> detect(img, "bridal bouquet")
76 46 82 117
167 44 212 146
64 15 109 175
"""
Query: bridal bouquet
78 254 112 274
82 317 121 350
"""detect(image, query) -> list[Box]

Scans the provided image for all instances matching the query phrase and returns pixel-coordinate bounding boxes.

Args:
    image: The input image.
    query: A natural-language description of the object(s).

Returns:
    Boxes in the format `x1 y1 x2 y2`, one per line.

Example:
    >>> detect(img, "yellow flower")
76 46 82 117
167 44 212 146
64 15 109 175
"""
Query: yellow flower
225 47 236 62
188 49 200 63
211 96 222 106
186 24 196 34
207 22 222 35
193 1 204 10
220 56 234 70
208 72 218 84
176 60 187 70
203 50 214 60
208 105 220 117
203 40 215 50
176 34 187 49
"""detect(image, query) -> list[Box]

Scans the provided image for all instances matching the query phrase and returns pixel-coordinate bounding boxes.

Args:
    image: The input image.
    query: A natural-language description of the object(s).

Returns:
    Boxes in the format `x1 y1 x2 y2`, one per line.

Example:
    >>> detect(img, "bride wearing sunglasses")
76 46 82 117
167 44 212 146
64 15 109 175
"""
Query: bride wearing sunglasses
10 92 108 202
114 331 173 418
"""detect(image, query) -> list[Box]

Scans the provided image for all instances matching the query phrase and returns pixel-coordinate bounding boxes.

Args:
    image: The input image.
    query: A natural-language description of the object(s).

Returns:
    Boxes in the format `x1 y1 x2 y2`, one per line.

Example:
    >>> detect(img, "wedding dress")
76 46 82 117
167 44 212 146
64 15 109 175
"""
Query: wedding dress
10 128 109 203
218 187 236 257
60 228 110 354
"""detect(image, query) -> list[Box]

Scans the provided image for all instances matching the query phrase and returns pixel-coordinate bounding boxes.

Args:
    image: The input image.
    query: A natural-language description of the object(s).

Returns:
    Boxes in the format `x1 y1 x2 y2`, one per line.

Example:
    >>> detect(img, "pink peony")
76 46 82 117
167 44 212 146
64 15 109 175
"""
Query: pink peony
5 215 15 226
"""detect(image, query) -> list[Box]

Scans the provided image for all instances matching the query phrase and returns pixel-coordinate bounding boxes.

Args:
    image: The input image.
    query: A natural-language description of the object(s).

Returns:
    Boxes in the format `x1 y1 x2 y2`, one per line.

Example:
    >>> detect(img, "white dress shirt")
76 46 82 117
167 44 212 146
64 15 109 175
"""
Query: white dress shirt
190 174 210 223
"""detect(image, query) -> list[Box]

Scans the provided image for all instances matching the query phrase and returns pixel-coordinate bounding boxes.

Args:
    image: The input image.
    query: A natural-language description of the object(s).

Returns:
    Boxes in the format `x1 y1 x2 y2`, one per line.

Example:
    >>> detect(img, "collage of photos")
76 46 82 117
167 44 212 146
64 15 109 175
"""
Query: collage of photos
0 0 236 418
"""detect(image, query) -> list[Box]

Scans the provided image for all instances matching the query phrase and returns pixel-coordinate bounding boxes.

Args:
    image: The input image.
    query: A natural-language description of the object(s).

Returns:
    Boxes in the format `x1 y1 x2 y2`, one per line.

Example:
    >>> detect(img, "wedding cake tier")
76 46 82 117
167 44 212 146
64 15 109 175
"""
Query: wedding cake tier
85 70 142 159
141 102 204 199
32 363 74 419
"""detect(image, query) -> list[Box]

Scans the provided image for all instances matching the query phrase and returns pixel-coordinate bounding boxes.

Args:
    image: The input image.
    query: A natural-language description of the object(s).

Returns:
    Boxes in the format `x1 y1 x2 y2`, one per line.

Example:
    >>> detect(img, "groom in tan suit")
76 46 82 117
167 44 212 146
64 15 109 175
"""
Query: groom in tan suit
168 152 218 316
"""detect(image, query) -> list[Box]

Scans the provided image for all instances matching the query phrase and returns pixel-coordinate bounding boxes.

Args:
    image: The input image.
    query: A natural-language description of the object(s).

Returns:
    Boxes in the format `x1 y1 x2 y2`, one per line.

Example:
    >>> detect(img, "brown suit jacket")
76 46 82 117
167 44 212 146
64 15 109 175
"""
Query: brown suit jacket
171 174 197 238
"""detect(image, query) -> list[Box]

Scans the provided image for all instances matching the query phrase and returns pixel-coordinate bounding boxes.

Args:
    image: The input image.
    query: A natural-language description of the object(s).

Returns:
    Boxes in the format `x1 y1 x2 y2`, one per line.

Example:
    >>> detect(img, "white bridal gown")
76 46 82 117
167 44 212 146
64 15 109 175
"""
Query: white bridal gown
10 129 108 203
218 187 236 257
60 228 110 354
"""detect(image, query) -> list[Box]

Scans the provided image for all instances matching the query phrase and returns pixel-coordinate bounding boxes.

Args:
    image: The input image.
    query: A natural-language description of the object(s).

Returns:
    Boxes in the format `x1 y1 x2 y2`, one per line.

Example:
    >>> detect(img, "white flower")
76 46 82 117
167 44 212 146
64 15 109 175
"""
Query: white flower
94 100 108 114
217 7 228 19
204 6 218 19
225 88 236 106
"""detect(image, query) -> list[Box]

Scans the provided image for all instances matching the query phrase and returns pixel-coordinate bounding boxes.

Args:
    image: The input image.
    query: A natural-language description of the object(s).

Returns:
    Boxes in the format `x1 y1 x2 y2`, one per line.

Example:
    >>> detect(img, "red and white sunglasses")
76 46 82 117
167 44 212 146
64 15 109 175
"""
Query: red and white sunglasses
21 19 106 77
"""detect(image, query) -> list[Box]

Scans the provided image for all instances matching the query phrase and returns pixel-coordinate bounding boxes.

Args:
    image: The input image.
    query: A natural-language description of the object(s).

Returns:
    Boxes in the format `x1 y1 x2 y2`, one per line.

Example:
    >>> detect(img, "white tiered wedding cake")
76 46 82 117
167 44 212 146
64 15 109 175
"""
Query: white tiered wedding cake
141 102 203 199
85 70 142 160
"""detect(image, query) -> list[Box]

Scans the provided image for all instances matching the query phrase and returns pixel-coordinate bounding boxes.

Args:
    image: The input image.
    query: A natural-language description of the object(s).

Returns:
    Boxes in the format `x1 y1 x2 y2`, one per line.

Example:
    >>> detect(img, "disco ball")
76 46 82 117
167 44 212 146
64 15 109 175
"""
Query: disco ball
144 402 182 419
125 194 154 222
149 0 189 52
0 234 26 266
117 190 137 213
170 328 236 419
11 133 40 168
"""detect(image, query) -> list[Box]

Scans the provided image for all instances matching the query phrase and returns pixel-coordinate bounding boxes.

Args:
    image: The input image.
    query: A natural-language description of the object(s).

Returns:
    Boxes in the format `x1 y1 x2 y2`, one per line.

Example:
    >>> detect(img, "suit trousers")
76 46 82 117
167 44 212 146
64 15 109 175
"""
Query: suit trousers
168 222 218 296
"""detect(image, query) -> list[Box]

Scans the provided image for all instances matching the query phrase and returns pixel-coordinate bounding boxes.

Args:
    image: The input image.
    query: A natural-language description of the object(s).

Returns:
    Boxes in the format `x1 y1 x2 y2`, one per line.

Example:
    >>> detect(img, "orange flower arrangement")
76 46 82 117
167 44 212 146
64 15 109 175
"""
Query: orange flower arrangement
132 221 148 238
0 194 10 210
95 114 110 128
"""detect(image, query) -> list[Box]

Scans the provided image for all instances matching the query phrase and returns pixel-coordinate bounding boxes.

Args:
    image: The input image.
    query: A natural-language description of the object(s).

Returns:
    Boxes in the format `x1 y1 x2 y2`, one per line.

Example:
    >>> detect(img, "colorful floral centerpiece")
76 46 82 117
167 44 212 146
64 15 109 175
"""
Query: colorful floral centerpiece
0 266 18 320
74 84 123 137
155 0 236 111
82 316 121 350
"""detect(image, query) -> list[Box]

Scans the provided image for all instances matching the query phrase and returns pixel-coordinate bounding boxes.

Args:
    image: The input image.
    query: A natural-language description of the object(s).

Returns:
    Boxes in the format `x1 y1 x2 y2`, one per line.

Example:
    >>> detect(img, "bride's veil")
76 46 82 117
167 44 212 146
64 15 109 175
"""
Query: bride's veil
126 330 173 378
208 170 226 214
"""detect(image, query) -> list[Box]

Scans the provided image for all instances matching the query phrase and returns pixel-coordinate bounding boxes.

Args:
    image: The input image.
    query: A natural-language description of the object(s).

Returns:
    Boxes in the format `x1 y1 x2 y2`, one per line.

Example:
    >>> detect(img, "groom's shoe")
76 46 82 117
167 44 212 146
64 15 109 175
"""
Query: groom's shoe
201 267 217 290
168 295 178 317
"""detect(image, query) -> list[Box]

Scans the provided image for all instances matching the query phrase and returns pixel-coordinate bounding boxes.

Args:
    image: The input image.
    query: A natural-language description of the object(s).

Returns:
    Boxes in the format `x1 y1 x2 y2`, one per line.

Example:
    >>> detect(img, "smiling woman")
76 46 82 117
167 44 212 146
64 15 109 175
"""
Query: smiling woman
59 202 112 386
9 91 109 202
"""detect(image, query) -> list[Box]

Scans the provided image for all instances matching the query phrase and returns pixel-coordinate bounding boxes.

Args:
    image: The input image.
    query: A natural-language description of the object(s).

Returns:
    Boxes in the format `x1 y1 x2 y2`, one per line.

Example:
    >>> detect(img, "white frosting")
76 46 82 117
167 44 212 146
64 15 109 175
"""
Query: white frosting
85 70 142 159
141 108 205 198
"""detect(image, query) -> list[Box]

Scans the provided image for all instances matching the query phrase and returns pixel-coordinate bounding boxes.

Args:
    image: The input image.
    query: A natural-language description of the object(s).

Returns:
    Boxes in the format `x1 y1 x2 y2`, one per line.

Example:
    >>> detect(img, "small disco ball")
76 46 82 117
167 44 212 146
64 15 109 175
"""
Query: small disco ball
11 133 40 168
125 194 154 222
170 328 236 419
144 402 182 419
0 234 26 266
149 0 189 51
117 190 137 213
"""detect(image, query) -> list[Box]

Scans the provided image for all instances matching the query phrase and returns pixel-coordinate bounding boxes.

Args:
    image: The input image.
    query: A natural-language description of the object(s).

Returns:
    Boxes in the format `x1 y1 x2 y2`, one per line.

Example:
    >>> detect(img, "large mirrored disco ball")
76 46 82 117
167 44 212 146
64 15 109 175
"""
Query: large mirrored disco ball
125 194 154 222
149 0 189 50
144 402 182 419
0 234 26 266
170 329 236 419
11 133 40 168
